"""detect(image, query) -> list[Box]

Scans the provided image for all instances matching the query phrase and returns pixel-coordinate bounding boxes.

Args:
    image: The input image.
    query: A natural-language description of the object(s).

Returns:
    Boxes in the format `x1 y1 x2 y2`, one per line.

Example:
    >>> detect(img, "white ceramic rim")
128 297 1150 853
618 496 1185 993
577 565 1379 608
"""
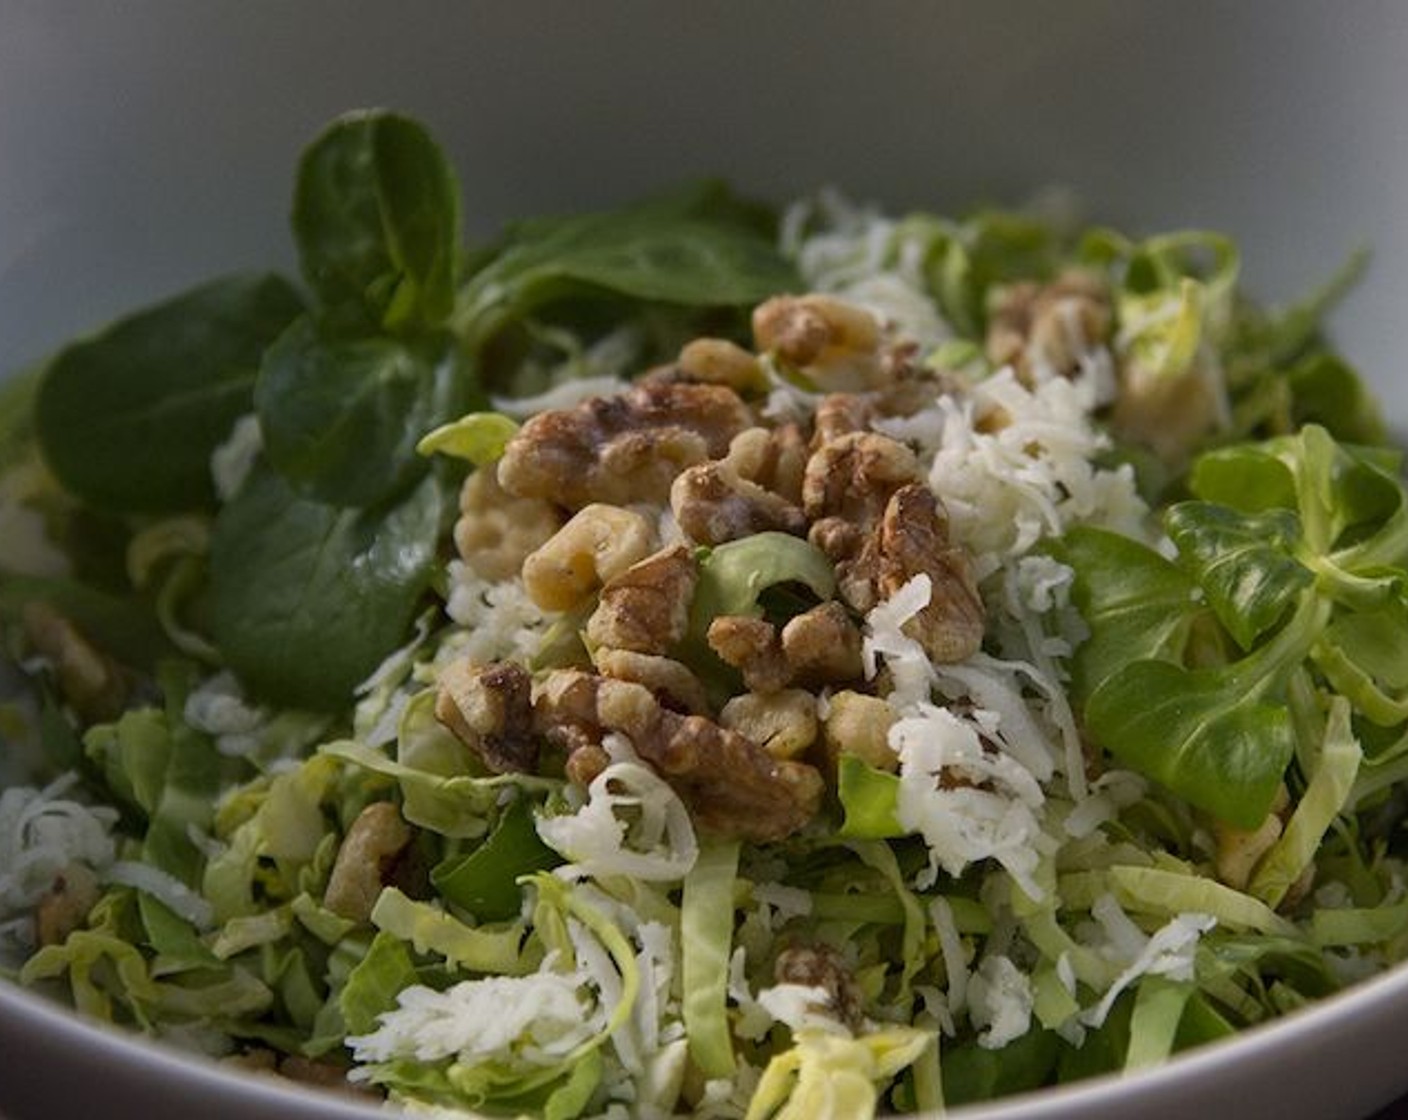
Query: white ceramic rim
5 936 1408 1119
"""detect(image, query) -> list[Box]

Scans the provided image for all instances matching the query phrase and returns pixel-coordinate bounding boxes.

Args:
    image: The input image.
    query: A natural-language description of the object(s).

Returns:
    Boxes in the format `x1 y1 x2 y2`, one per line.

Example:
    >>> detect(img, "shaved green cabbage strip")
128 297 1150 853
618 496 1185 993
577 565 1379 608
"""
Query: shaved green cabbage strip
682 839 740 1079
369 887 526 974
1311 897 1408 947
1250 697 1361 907
1124 976 1195 1071
1059 866 1301 938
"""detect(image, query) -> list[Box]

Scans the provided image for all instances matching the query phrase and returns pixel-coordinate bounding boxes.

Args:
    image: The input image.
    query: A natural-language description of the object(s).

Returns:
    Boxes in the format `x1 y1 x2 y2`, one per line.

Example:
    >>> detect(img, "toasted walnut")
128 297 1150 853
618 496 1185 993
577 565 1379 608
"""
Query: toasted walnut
1112 356 1226 465
21 603 126 723
521 504 656 612
753 294 889 391
802 431 922 539
677 337 769 393
498 380 752 508
719 689 818 760
454 468 562 582
35 862 101 946
670 461 808 546
435 659 538 774
707 603 862 694
986 270 1111 380
812 392 875 445
725 424 808 505
593 648 709 715
534 670 823 841
774 942 865 1031
586 544 698 654
780 602 864 686
323 802 415 922
846 484 984 662
706 615 791 694
822 690 899 773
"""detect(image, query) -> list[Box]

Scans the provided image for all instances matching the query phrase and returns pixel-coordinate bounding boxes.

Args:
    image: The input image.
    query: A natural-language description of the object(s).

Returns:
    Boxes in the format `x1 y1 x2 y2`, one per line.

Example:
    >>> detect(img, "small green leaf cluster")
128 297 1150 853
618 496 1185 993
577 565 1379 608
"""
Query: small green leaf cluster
1062 424 1408 828
24 110 798 711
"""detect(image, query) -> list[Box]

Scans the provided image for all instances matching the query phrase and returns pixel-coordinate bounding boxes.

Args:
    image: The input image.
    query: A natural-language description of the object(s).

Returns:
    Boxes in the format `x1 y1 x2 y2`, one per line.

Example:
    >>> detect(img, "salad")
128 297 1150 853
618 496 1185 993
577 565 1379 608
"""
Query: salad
2 108 1406 1118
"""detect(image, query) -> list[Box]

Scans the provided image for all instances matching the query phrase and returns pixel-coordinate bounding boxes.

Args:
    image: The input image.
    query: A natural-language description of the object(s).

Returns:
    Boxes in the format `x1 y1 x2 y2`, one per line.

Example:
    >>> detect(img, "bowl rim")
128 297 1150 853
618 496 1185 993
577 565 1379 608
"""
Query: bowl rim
5 939 1408 1119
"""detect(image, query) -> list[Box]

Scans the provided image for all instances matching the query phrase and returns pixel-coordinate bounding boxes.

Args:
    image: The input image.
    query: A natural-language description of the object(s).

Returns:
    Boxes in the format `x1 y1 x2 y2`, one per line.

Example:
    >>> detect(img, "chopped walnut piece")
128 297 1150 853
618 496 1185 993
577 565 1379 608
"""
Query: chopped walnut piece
802 431 923 574
435 659 538 774
534 669 823 841
706 615 791 694
593 648 710 715
707 603 863 694
323 802 415 922
521 503 656 612
35 862 101 946
454 468 562 582
774 942 865 1031
986 270 1111 381
497 380 752 508
586 544 698 654
676 337 769 394
780 601 864 686
719 689 818 760
725 424 808 505
753 294 890 391
812 392 875 445
846 483 985 662
670 461 808 546
822 690 899 774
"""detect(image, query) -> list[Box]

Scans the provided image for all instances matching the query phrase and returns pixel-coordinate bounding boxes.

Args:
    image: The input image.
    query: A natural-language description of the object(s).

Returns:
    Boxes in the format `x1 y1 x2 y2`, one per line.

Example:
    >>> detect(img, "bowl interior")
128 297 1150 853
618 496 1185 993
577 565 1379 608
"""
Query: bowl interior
3 5 1408 1120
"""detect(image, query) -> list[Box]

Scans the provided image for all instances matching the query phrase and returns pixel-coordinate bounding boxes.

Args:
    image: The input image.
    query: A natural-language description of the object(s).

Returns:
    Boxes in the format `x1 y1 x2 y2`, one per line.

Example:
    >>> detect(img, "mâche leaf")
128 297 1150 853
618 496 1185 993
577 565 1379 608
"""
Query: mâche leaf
35 274 303 513
209 463 443 709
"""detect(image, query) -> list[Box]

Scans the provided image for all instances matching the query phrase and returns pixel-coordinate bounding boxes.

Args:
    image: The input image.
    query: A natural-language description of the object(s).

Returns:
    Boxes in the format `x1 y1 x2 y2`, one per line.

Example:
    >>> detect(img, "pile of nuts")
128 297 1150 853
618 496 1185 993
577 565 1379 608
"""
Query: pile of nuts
435 293 993 841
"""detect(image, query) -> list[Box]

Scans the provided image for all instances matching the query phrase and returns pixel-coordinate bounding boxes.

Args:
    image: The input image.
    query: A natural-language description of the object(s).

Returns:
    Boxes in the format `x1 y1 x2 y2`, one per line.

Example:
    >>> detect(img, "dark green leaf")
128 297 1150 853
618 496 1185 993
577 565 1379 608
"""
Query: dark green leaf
431 795 560 921
293 110 461 334
1165 502 1313 650
255 319 458 507
455 188 798 343
1057 527 1200 702
1085 658 1298 828
1287 352 1385 445
942 1027 1059 1105
34 274 303 513
209 463 443 710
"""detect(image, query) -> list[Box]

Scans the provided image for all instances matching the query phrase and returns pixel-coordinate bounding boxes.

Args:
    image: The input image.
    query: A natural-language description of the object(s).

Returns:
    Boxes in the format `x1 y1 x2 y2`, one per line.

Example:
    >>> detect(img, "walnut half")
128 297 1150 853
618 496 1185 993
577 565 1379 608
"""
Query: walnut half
535 669 823 842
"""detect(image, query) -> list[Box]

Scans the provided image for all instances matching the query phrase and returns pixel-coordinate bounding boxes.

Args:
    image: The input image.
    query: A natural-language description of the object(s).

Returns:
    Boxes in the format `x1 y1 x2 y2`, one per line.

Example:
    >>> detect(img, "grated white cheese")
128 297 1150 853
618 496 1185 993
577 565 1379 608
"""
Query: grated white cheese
0 774 118 950
892 702 1053 901
443 563 550 663
1079 894 1216 1029
349 959 603 1069
968 954 1035 1049
535 753 699 882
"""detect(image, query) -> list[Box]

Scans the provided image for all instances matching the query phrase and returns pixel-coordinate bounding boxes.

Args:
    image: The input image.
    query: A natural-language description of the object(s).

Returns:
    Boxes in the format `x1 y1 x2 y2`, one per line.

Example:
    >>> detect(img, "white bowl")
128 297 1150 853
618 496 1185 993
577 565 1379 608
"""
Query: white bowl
3 5 1408 1118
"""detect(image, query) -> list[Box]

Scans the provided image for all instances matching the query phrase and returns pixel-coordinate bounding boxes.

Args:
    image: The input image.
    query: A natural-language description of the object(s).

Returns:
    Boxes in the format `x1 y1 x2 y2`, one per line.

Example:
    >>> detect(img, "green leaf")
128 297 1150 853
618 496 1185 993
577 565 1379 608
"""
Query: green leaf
293 110 461 334
208 462 443 710
454 185 798 344
1057 527 1200 702
1164 501 1313 650
340 931 420 1036
431 795 561 921
34 274 303 513
1085 656 1299 828
416 411 520 465
255 318 456 507
836 755 904 839
1287 352 1385 445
